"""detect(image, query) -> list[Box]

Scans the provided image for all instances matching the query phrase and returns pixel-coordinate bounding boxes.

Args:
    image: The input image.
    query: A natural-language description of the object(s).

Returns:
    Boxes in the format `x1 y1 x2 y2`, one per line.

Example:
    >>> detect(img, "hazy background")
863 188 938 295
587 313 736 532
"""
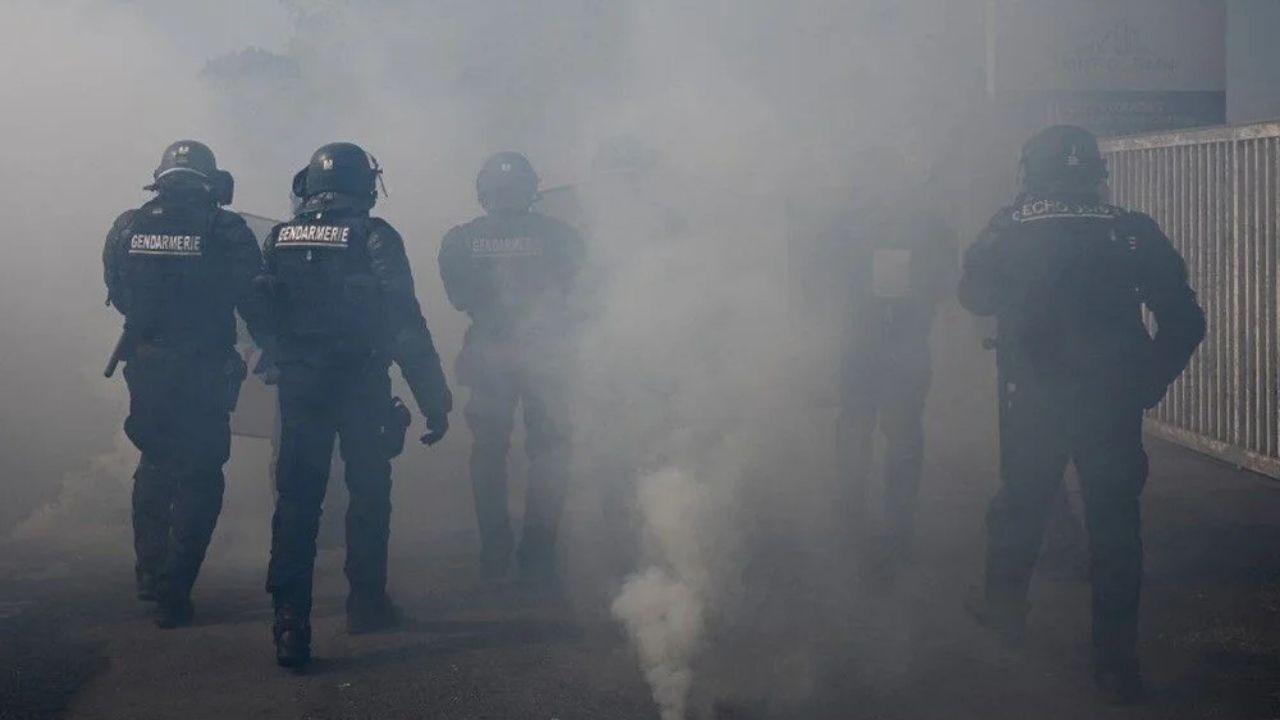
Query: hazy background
0 1 997 716
8 2 1280 717
0 0 990 537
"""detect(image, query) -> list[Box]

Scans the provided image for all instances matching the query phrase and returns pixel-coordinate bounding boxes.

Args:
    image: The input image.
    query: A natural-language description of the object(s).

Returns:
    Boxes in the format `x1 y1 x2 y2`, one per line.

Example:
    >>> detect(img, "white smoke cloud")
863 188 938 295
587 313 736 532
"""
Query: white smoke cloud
11 432 136 550
0 0 224 539
614 568 704 720
612 469 716 720
1 2 998 715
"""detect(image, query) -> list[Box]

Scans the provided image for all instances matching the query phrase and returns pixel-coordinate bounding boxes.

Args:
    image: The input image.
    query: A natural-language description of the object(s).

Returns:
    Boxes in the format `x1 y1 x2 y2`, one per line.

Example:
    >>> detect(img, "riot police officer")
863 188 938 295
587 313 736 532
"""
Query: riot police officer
832 147 955 572
439 152 585 585
103 140 272 628
959 125 1205 703
262 143 452 668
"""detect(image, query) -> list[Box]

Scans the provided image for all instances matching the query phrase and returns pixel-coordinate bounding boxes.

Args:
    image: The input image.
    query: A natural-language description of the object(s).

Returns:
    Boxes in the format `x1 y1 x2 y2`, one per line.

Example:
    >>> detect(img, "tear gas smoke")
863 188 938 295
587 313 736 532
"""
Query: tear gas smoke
612 469 716 720
11 432 137 549
1 1 993 716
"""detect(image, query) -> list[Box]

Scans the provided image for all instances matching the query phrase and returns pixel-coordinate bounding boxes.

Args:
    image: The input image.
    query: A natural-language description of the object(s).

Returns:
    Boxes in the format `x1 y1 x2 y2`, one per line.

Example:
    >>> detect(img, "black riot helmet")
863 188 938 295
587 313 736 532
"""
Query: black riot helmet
476 151 539 213
299 142 383 207
1019 125 1108 196
149 140 234 205
154 140 217 182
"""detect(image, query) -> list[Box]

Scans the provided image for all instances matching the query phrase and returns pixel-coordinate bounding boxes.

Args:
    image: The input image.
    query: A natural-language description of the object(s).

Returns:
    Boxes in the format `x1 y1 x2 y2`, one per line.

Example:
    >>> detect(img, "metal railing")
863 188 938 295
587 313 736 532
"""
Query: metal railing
1103 122 1280 478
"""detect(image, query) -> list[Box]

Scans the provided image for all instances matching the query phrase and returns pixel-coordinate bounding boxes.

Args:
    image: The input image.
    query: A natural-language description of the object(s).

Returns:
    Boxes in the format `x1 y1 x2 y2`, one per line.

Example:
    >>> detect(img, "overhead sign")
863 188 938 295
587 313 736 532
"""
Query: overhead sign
988 0 1226 135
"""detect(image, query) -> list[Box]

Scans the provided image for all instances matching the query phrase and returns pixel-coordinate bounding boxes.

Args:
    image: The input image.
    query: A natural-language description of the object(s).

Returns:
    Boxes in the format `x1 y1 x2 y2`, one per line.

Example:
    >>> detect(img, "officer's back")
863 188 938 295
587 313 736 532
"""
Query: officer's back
960 127 1205 405
106 147 261 352
437 151 582 584
442 210 581 331
264 142 450 669
839 199 953 350
958 125 1205 704
439 153 584 344
270 220 366 352
102 140 269 629
982 198 1158 388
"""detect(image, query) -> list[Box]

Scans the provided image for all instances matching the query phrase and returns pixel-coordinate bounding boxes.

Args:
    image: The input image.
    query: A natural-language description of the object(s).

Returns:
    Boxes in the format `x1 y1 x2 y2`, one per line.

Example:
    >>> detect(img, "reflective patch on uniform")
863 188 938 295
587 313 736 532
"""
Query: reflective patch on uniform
470 236 543 257
128 233 203 256
1013 199 1118 223
872 248 911 298
277 224 351 248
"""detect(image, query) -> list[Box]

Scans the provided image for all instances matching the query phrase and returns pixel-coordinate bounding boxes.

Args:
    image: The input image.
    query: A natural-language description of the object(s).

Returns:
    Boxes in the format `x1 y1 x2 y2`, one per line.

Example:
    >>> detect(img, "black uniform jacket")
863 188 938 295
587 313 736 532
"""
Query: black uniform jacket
959 194 1205 407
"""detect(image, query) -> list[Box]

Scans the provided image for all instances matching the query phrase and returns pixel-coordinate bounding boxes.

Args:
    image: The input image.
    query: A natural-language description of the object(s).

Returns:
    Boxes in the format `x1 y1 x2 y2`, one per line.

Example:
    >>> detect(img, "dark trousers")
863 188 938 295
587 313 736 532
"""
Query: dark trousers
267 355 393 613
839 351 931 549
577 374 676 580
269 414 348 551
124 346 234 602
463 362 571 571
985 383 1147 662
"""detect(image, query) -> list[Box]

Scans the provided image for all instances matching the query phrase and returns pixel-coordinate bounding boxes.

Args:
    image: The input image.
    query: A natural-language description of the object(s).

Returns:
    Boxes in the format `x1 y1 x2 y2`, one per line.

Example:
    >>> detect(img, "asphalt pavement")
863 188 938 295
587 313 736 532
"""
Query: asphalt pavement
1 438 1277 720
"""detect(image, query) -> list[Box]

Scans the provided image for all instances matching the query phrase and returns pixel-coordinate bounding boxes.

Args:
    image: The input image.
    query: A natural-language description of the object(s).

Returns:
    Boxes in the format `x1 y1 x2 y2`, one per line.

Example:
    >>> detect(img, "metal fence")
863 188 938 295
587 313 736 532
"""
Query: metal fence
1102 122 1280 478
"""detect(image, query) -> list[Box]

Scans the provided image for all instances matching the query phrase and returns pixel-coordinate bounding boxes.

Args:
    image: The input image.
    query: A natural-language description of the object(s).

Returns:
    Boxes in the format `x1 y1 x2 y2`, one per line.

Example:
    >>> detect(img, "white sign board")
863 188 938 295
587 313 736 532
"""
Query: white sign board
990 0 1225 93
988 0 1226 134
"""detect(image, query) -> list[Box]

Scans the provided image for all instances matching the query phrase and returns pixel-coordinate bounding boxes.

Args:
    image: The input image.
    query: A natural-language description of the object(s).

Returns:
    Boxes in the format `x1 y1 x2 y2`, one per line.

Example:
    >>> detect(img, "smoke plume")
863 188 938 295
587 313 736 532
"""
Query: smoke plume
612 469 717 720
0 2 996 715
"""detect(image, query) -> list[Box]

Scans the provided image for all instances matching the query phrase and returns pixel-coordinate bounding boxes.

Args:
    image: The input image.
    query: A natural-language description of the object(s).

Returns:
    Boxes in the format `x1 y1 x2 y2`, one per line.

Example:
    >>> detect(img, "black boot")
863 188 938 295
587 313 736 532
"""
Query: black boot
517 554 558 589
136 569 158 602
964 592 1028 648
516 530 558 589
154 596 194 628
478 546 511 582
859 533 912 588
274 606 312 669
1094 653 1144 705
346 591 403 635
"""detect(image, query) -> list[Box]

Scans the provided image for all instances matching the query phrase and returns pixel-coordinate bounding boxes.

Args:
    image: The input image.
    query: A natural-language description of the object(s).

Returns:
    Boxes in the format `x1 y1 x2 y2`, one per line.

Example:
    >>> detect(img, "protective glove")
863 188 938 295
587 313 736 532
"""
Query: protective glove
421 412 449 446
393 327 453 446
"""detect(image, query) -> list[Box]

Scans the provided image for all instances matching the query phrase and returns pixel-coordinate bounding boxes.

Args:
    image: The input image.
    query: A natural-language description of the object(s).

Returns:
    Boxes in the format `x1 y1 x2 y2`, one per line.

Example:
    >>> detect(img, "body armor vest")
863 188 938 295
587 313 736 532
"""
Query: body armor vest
121 198 232 346
272 214 387 347
458 213 569 333
998 201 1148 385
